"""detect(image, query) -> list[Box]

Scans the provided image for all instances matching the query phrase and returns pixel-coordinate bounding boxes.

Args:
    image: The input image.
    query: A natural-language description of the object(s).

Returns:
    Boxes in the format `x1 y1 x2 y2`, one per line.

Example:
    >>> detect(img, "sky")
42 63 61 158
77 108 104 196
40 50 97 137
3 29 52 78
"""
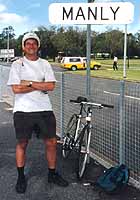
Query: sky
0 0 139 38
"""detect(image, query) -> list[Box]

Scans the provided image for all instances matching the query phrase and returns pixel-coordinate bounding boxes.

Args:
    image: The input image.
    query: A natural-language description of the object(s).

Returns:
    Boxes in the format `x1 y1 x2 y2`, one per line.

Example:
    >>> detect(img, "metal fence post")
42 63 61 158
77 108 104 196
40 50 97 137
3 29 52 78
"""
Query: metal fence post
60 72 64 140
86 23 91 98
119 80 125 164
0 65 3 102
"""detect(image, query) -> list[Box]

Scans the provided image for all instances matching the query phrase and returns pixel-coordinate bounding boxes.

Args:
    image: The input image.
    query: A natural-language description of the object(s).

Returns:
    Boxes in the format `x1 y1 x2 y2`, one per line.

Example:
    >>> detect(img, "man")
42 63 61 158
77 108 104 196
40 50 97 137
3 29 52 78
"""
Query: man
113 56 118 70
7 32 68 193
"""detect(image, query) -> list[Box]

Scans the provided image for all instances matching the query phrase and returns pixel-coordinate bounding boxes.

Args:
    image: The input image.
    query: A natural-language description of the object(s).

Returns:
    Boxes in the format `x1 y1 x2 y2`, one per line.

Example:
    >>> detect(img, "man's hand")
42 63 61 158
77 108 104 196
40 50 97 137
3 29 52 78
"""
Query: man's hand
20 80 31 86
20 80 55 91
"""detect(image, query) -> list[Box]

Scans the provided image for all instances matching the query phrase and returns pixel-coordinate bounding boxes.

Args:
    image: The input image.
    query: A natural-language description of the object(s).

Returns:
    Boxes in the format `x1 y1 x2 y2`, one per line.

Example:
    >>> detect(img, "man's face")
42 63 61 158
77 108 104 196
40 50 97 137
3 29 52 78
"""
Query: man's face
23 39 38 55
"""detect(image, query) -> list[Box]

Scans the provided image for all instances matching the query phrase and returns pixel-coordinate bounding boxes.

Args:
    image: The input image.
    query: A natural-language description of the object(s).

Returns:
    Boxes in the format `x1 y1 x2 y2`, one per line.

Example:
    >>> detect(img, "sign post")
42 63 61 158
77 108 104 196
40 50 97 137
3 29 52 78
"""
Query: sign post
86 0 95 97
86 22 91 97
123 24 127 78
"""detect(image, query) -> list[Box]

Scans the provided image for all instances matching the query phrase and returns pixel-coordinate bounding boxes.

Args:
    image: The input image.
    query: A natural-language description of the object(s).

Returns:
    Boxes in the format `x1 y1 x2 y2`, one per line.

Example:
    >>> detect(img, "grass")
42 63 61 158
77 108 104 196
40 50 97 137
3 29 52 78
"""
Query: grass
64 59 140 82
96 59 140 69
74 68 140 82
49 58 140 82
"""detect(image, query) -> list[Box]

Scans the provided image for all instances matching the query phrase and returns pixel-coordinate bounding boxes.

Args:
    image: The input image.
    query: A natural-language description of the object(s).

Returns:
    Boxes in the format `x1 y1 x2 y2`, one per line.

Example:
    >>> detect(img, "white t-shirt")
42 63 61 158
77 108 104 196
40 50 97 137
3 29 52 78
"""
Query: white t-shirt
114 57 118 62
7 56 56 113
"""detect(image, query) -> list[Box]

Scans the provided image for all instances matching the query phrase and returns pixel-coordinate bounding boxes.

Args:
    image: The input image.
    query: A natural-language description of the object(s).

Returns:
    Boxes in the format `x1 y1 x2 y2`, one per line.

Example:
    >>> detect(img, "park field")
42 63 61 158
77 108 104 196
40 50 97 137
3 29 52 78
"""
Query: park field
73 59 140 82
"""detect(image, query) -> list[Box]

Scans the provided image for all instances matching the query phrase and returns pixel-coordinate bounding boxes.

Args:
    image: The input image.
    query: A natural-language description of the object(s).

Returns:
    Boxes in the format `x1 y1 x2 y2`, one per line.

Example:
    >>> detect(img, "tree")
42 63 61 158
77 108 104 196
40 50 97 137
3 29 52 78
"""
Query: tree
51 26 87 57
92 29 124 58
36 26 57 60
2 26 15 39
134 31 140 57
0 26 15 49
14 26 140 59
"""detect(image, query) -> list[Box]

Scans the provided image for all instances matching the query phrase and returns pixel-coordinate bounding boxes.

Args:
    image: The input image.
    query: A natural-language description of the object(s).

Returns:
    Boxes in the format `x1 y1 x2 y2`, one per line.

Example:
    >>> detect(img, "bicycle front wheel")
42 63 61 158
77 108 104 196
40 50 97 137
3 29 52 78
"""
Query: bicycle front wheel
77 126 90 179
62 114 77 158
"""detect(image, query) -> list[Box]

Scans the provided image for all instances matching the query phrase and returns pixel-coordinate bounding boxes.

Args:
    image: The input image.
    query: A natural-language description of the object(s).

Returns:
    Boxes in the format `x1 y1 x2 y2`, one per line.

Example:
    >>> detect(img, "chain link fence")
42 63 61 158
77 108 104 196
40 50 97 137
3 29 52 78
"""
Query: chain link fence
50 71 140 189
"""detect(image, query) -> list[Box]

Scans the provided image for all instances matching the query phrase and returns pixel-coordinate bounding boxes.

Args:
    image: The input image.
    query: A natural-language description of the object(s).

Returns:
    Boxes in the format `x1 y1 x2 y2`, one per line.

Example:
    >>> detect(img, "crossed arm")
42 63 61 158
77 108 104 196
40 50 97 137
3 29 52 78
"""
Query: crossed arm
12 80 55 94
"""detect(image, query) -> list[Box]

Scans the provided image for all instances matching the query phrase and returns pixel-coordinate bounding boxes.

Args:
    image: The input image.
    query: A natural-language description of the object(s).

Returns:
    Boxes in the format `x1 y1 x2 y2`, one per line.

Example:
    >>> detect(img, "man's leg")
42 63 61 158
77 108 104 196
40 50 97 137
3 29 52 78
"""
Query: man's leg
114 62 118 70
113 62 115 70
44 137 68 187
16 139 28 167
114 62 117 70
44 137 57 169
15 139 28 193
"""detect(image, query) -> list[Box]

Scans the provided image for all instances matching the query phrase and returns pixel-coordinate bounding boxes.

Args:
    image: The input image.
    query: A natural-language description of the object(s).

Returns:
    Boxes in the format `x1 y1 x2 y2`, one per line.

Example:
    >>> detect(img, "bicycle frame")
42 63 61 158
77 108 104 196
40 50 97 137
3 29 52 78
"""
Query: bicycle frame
75 105 92 146
85 107 93 161
74 103 84 142
77 106 92 157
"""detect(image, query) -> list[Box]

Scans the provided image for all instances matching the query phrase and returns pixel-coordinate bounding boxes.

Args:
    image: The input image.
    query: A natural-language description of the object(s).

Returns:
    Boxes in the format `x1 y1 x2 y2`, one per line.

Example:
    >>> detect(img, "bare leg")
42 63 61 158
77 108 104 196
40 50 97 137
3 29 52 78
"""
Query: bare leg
44 137 57 169
16 139 28 167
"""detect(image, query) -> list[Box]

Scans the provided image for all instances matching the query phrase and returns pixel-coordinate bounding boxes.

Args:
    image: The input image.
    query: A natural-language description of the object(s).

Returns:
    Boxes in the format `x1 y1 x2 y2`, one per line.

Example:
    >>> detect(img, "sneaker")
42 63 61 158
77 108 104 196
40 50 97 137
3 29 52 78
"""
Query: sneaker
48 172 69 187
15 177 27 193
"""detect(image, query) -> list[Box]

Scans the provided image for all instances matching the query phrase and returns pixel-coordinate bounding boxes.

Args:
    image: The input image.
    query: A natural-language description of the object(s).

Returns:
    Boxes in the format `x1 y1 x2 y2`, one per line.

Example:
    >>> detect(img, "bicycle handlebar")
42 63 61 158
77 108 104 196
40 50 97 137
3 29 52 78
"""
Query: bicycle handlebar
101 103 114 108
70 99 114 108
70 99 80 103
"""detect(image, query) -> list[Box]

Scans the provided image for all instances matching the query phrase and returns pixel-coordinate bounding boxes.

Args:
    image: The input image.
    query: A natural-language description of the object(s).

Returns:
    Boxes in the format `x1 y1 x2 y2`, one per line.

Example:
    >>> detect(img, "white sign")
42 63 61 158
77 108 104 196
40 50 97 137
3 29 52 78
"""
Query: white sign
49 2 134 25
0 49 14 58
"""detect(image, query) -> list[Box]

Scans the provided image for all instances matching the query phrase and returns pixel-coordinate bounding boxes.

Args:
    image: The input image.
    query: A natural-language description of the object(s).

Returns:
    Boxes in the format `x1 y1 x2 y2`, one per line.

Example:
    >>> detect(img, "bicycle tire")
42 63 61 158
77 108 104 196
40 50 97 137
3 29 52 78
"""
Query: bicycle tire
77 125 90 179
62 114 77 158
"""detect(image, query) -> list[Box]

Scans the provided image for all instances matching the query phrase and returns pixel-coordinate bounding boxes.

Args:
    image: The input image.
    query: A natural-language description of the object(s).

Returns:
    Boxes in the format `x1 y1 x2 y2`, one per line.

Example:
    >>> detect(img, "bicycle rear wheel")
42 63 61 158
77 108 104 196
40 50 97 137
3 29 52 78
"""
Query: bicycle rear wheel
62 114 77 158
77 126 90 179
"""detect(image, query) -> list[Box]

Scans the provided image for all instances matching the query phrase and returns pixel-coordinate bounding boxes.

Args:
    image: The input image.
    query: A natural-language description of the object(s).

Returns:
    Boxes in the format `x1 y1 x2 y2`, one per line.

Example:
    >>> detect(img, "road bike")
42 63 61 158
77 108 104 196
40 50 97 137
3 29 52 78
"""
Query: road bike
62 96 114 179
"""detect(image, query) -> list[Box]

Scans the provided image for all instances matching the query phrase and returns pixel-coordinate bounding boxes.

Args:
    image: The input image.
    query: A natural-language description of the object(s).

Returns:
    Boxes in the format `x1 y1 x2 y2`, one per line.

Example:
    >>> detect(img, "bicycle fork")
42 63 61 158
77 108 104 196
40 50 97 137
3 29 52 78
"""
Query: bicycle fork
86 124 92 164
74 115 82 142
85 109 92 164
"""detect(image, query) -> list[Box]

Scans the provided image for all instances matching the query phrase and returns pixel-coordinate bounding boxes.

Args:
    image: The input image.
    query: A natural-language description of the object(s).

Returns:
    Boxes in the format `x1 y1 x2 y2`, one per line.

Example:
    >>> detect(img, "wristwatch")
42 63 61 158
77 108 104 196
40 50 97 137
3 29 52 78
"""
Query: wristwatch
28 81 33 87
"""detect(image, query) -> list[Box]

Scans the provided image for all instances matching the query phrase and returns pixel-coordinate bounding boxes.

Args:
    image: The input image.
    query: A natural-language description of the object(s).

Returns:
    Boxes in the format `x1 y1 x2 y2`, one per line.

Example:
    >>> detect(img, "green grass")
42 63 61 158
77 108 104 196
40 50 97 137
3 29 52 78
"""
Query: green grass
68 59 140 82
73 68 140 82
96 59 140 69
49 58 140 82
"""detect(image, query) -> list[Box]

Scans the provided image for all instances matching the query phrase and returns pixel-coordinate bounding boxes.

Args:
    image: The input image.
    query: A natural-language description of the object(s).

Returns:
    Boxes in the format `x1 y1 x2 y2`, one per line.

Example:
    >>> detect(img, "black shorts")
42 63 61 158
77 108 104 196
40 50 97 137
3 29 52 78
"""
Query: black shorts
13 111 56 140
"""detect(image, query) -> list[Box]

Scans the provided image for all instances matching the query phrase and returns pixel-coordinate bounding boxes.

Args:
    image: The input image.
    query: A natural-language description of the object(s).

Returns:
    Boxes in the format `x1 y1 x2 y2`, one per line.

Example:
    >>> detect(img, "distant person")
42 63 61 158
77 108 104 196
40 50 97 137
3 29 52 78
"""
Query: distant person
7 32 68 194
113 56 118 70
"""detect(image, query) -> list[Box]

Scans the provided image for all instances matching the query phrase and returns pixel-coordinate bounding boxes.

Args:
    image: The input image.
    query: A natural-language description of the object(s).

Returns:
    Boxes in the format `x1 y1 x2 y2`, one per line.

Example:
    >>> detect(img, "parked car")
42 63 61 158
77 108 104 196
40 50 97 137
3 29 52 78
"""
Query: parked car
61 57 101 71
10 56 22 62
83 57 101 70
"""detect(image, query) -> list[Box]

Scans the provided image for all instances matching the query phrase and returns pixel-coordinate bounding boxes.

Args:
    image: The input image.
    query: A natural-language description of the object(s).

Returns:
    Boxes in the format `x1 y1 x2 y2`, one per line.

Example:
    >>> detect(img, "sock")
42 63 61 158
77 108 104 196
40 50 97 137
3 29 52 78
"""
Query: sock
17 166 25 180
48 168 55 175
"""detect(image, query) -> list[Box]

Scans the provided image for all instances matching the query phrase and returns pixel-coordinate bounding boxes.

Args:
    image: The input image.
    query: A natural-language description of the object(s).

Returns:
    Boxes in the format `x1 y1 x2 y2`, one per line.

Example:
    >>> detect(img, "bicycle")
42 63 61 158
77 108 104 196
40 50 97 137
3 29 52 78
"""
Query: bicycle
62 96 114 179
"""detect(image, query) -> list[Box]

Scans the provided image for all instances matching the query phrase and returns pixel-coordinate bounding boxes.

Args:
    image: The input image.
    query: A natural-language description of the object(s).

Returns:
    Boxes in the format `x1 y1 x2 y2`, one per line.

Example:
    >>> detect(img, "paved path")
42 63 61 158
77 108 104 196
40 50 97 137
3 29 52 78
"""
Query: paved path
0 102 140 200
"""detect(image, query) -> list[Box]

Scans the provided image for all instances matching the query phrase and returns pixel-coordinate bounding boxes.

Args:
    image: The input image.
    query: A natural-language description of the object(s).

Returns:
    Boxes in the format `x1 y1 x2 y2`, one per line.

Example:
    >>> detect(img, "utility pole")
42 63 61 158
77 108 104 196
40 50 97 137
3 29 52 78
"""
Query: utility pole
123 24 127 78
7 27 10 63
86 0 95 97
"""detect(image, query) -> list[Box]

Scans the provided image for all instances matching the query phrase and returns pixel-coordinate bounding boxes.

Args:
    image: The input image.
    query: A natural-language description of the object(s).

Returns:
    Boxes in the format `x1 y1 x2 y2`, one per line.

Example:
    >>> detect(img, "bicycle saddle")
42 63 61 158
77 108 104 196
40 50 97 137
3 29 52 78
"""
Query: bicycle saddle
76 96 88 103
